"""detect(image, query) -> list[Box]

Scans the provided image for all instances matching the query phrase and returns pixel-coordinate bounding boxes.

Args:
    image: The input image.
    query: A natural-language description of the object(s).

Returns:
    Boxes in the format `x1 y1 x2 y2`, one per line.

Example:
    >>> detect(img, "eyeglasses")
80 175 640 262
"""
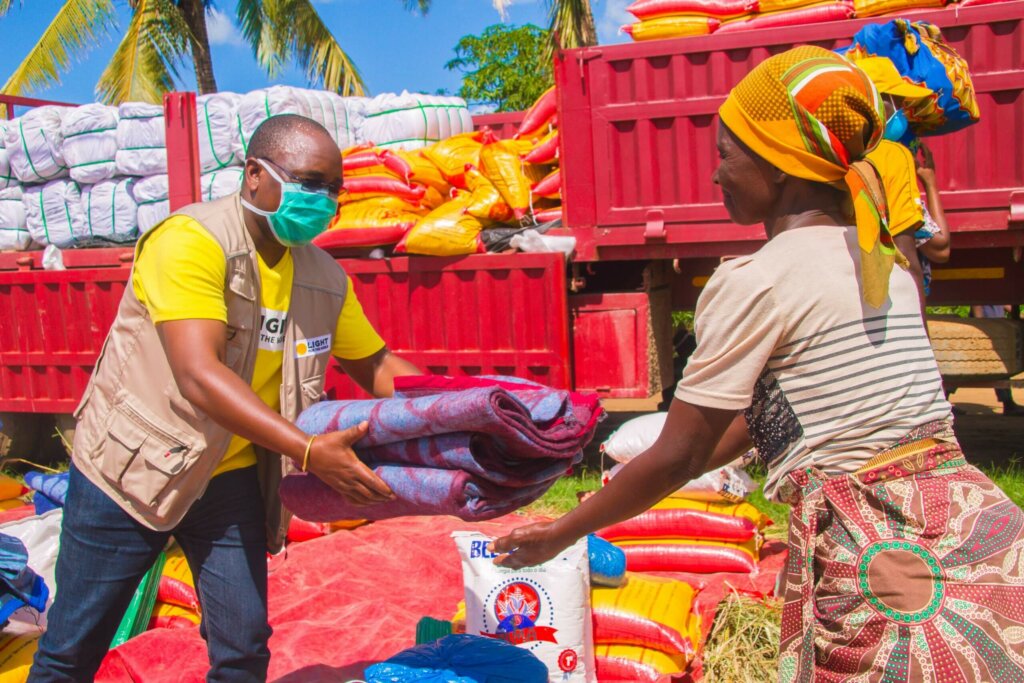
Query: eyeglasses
260 158 345 200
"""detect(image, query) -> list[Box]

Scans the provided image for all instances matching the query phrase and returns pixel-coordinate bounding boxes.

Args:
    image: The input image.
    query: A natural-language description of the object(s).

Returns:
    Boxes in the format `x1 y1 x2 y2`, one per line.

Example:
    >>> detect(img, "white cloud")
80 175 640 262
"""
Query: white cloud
597 0 632 45
206 8 244 47
469 102 499 115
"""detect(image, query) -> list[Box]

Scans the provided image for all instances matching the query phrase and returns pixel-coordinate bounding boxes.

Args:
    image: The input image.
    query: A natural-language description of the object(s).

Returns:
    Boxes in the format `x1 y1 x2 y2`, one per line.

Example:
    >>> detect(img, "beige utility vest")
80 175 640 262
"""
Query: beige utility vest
72 194 347 552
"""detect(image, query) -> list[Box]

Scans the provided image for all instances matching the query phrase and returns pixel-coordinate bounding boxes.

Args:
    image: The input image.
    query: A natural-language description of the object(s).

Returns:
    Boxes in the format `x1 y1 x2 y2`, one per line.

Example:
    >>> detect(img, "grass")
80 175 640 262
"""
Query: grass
524 468 601 517
982 459 1024 508
702 593 783 683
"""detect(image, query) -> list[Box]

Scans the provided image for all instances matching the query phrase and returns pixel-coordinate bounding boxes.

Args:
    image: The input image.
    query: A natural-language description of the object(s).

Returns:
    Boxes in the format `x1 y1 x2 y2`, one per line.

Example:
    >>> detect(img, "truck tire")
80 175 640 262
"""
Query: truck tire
927 315 1023 378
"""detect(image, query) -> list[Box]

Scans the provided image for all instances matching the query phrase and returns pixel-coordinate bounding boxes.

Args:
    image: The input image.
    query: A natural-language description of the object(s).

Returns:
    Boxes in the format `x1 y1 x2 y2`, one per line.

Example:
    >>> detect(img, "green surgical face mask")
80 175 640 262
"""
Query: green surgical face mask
240 159 338 247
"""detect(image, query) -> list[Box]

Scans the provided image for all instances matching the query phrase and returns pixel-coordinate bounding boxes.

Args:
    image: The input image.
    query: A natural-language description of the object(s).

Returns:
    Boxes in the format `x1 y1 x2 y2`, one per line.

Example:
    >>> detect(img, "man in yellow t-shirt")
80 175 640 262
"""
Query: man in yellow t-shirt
29 115 420 682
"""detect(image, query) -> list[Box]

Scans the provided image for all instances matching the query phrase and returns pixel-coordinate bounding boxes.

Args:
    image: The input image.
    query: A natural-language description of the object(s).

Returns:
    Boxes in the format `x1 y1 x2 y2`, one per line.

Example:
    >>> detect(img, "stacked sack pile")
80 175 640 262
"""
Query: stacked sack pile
0 86 474 253
622 0 1003 39
597 412 771 575
323 86 562 255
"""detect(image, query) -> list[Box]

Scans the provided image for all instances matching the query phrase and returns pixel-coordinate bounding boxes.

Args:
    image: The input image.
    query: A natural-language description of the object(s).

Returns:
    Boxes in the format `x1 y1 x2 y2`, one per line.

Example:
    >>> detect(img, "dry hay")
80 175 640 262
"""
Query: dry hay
702 591 782 682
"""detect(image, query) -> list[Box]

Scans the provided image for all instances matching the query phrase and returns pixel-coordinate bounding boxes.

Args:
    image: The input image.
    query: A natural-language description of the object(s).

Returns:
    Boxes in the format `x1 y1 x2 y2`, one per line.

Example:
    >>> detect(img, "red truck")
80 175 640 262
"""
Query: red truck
1 2 1021 455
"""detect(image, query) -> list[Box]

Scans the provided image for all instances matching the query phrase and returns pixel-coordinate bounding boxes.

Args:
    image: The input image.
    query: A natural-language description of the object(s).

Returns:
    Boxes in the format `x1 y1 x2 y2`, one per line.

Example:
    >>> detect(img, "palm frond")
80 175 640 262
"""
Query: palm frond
96 0 190 104
402 0 431 14
1 0 117 96
276 0 366 96
543 0 596 64
0 0 14 15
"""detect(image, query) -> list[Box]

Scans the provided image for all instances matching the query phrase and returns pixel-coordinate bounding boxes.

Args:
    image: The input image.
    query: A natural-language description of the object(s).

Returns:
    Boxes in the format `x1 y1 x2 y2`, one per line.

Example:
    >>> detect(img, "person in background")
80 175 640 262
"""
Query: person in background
494 47 1024 682
912 143 950 298
29 114 420 682
972 304 1024 416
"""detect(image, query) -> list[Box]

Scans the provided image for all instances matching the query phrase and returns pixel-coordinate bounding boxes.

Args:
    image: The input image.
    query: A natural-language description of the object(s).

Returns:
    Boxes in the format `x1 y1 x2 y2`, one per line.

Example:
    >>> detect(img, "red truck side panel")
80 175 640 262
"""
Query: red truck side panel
557 2 1024 261
0 251 571 412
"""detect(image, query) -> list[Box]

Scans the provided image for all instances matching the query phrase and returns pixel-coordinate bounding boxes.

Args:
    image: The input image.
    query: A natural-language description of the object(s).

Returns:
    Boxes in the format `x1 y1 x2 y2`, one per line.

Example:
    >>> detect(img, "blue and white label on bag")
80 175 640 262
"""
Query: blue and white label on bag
295 334 331 359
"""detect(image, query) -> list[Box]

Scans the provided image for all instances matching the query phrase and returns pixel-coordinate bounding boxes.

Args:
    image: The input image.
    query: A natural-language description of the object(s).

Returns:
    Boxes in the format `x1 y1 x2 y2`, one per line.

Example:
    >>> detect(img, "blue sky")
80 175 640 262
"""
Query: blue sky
0 0 632 107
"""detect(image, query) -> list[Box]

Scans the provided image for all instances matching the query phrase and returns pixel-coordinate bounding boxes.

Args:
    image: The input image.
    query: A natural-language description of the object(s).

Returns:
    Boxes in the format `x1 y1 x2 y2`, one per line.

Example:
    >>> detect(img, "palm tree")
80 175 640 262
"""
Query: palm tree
0 0 425 103
1 0 594 105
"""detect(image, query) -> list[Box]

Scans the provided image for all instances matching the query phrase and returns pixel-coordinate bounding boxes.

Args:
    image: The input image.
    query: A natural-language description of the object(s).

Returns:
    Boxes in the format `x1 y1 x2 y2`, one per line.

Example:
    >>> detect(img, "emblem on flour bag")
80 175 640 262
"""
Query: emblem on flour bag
453 531 596 682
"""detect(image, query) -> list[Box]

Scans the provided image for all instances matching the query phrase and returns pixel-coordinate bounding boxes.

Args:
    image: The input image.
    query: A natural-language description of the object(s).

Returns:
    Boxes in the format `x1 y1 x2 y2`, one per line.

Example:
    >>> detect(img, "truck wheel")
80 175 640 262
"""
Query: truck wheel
927 316 1023 377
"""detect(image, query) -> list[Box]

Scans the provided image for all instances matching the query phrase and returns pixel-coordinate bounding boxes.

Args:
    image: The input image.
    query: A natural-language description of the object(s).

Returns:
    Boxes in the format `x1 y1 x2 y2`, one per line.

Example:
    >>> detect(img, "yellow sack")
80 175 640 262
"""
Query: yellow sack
421 133 484 188
331 197 425 231
594 644 689 682
479 140 532 220
162 543 195 588
151 601 202 627
853 0 943 17
0 500 25 512
397 193 488 257
0 476 23 502
757 0 829 12
653 497 771 531
395 150 452 195
0 634 38 683
625 15 719 42
420 186 448 211
465 167 513 223
592 574 701 657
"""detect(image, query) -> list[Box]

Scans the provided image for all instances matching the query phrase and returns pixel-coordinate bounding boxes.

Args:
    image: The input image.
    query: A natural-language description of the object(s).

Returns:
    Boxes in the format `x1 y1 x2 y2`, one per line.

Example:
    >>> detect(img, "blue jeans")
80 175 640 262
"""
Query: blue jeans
28 465 271 682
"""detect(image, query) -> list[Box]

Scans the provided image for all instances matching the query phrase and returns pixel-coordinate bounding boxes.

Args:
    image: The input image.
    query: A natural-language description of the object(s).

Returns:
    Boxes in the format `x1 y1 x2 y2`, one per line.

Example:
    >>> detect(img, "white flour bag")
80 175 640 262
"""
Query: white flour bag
453 531 595 683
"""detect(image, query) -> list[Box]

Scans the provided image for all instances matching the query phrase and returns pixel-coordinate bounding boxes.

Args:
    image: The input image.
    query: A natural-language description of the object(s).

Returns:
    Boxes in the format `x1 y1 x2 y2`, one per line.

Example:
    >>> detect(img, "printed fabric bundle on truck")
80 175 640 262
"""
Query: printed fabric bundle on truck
23 179 86 249
4 107 69 184
80 178 139 244
116 102 166 177
60 103 119 184
237 86 312 155
361 92 473 151
297 90 366 151
0 121 15 192
196 93 242 172
133 169 243 234
279 376 604 523
0 187 29 251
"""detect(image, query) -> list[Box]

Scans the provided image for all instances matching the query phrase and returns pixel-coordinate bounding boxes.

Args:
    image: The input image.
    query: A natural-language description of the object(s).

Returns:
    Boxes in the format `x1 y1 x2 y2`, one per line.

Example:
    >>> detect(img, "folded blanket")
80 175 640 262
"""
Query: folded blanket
279 378 603 522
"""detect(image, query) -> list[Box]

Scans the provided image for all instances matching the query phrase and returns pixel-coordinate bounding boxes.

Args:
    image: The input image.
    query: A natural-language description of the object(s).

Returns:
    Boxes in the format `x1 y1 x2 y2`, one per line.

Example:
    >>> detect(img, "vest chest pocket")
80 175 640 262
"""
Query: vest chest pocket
103 398 202 509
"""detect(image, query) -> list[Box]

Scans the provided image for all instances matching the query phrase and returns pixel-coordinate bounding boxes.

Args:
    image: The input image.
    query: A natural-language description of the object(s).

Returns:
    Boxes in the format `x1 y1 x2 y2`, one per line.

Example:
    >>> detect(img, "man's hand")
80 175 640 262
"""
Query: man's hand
306 422 394 506
492 521 569 569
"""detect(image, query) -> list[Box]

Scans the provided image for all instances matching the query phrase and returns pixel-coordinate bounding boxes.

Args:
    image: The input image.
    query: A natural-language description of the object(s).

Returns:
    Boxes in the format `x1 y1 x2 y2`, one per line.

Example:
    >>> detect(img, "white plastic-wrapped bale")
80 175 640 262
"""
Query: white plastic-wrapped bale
197 92 242 172
132 174 169 234
201 167 243 201
0 186 30 251
61 103 120 185
361 92 473 150
0 121 16 191
237 86 311 156
80 178 138 244
115 102 166 176
298 89 366 151
4 107 70 183
23 179 87 249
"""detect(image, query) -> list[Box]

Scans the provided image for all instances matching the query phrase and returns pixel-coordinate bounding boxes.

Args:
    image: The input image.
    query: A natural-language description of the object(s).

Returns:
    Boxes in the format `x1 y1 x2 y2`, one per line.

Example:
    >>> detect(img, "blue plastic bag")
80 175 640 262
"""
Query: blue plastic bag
366 634 548 683
587 534 626 588
838 19 980 138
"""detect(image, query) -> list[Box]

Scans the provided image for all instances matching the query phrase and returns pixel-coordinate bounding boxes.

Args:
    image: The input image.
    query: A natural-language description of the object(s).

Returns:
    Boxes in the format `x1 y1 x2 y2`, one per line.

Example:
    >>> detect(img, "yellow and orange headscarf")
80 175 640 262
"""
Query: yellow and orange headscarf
719 45 907 309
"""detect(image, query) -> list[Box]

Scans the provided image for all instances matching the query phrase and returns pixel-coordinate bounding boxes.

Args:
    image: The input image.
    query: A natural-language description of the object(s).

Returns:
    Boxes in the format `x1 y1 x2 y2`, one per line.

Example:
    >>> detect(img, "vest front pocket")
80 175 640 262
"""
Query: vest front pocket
104 398 201 509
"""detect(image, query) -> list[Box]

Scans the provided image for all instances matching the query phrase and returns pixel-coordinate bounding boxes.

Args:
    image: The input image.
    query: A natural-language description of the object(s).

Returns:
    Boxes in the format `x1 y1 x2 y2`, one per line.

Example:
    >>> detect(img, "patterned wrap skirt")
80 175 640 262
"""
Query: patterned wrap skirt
776 421 1024 682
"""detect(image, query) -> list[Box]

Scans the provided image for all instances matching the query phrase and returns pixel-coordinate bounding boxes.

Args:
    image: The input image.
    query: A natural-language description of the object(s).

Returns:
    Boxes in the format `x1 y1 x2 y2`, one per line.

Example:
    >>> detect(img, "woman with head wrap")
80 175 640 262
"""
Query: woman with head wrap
494 46 1024 682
